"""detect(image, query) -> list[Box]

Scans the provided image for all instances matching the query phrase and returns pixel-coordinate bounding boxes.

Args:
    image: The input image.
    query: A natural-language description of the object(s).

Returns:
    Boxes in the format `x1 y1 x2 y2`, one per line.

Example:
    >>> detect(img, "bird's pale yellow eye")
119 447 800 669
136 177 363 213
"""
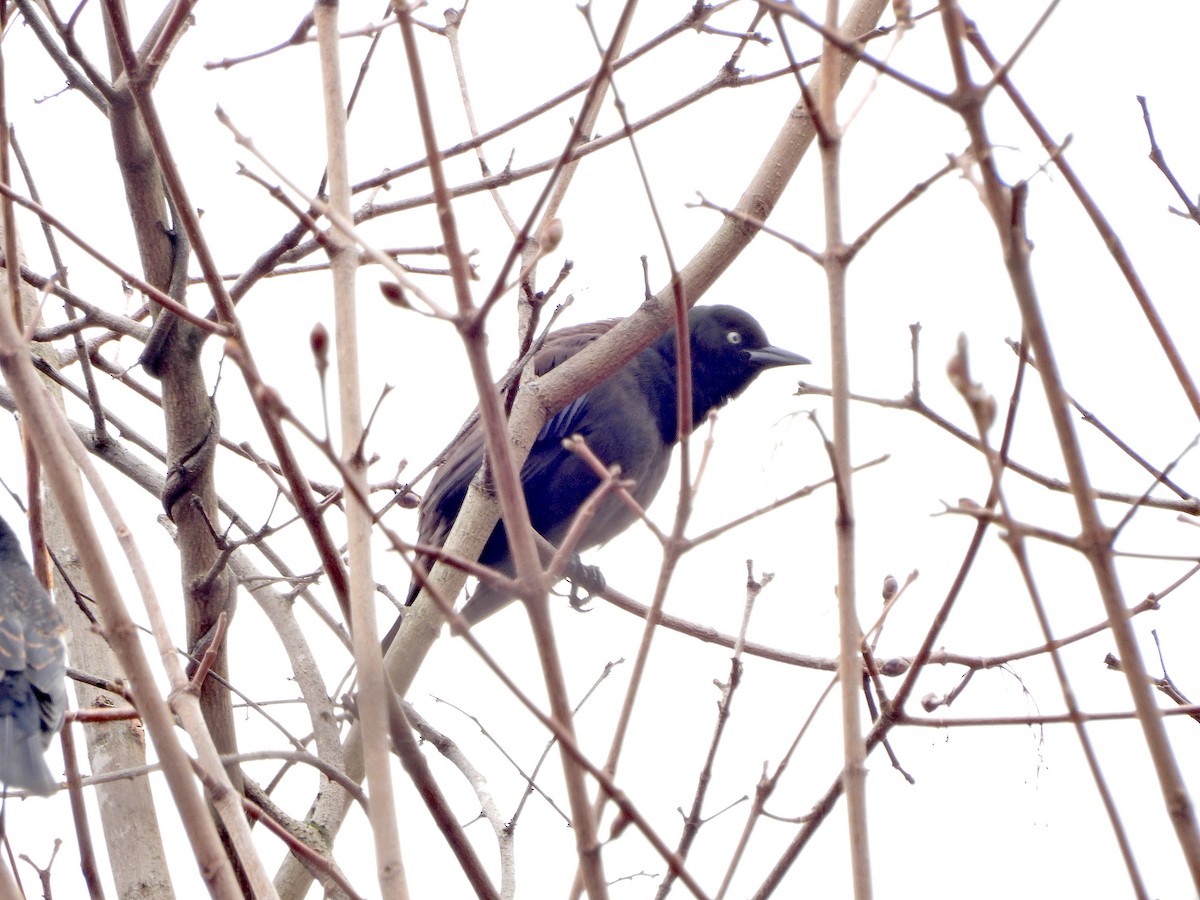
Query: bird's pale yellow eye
726 331 743 345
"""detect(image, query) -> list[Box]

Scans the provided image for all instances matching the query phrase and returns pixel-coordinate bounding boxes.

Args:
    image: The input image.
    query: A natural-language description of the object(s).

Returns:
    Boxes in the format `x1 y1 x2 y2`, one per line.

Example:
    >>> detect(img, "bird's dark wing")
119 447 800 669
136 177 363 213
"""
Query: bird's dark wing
451 324 674 625
413 426 484 560
0 522 67 796
530 318 621 376
406 319 621 606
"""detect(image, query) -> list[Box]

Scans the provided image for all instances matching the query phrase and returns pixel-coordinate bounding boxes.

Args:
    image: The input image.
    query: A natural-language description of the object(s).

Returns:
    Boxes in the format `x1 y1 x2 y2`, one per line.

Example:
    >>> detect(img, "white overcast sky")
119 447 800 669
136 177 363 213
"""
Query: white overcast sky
4 2 1200 898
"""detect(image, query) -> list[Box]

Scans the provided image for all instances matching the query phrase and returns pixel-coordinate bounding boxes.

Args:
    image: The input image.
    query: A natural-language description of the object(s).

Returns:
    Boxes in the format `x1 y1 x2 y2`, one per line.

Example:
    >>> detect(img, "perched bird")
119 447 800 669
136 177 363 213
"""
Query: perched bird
0 513 67 796
405 304 809 629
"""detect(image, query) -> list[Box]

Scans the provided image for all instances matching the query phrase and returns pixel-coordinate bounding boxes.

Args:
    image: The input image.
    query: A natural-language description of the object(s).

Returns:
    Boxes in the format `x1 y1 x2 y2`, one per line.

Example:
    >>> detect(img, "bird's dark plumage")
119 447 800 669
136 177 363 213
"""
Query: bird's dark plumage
407 305 808 627
0 514 67 796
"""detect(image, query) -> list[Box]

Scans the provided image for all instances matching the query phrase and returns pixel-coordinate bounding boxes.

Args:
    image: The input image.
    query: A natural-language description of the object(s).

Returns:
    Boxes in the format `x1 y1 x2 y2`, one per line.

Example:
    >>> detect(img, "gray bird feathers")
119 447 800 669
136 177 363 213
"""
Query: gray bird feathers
403 304 808 629
0 513 67 796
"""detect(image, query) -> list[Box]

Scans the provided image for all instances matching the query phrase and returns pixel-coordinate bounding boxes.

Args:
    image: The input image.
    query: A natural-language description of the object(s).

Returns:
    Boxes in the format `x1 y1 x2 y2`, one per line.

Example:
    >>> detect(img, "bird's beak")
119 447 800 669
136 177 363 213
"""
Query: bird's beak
748 345 810 369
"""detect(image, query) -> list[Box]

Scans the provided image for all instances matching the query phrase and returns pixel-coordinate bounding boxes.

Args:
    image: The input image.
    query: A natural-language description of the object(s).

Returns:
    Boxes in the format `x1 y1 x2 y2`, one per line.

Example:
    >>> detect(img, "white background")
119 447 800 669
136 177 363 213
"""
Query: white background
4 2 1200 898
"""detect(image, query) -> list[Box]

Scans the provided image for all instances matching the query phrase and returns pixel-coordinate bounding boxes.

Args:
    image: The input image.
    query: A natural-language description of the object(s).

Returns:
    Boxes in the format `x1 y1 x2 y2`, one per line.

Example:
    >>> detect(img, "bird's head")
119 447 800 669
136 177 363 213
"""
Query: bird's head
678 305 809 424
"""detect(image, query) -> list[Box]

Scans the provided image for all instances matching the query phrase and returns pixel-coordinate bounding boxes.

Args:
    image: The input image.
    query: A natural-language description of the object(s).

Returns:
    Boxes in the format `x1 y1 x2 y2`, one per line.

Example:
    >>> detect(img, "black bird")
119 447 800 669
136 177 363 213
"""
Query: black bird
0 513 67 796
405 304 809 628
